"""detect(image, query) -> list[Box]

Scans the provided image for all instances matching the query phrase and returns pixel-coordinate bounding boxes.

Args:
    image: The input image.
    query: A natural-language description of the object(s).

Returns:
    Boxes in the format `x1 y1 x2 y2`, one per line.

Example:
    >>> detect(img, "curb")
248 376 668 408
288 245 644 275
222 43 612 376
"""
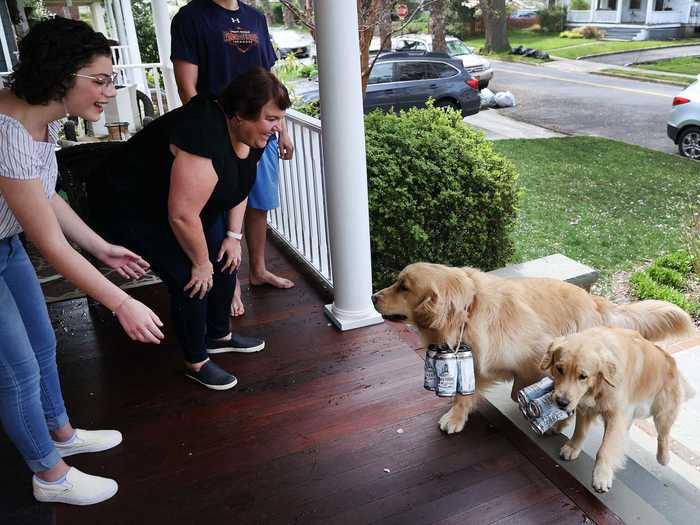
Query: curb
575 42 700 61
591 70 691 87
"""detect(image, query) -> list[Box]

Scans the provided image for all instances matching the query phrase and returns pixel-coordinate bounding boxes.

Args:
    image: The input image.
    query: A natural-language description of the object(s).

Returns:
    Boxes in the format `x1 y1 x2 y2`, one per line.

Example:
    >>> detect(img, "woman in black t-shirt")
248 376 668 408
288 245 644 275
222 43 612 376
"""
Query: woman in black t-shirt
89 67 291 390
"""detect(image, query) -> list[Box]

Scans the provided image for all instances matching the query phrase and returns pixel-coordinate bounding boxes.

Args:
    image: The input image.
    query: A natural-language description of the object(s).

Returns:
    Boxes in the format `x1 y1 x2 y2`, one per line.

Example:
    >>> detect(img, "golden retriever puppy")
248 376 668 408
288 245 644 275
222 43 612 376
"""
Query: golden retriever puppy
541 327 695 493
373 262 694 435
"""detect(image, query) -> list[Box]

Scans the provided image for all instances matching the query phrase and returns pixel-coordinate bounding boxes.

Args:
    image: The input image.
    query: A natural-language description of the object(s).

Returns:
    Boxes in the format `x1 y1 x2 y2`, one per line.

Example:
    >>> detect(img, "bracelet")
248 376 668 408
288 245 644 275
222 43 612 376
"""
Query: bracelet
226 230 243 240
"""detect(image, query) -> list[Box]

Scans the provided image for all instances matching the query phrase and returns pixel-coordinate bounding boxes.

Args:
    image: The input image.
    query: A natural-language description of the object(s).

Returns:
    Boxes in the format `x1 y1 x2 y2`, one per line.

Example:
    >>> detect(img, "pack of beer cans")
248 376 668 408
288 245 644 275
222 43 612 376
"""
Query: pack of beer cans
517 377 570 436
423 342 475 397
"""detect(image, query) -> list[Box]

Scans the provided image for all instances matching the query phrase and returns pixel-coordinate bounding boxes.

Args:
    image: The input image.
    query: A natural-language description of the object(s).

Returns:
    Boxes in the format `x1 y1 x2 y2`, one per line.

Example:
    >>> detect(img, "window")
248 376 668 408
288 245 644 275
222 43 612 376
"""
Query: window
630 0 641 8
368 62 394 85
597 0 617 9
429 62 458 79
654 0 671 10
395 40 427 52
396 62 430 81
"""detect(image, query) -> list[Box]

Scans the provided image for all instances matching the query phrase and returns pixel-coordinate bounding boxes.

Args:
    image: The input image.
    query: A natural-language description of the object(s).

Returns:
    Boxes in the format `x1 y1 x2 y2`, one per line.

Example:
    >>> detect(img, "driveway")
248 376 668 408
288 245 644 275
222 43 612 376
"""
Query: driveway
584 45 700 66
488 60 682 154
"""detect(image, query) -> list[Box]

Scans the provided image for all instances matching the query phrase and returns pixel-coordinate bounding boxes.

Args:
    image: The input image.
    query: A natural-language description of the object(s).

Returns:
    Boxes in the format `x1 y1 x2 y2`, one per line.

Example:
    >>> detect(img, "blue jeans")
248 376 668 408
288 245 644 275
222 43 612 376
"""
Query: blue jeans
0 236 68 473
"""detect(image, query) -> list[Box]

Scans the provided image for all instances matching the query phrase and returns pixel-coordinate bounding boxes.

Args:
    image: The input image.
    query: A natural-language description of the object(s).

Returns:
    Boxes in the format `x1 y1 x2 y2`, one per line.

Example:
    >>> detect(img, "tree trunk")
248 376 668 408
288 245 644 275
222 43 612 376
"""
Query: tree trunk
282 2 295 28
482 0 510 53
378 0 392 51
359 0 382 95
431 0 447 53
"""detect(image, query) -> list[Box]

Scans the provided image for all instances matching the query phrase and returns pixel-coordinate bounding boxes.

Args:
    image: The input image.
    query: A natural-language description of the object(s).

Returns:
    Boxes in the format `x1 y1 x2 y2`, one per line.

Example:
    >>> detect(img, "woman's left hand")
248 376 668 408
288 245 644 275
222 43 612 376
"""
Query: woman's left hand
218 237 242 274
278 133 294 161
96 243 150 279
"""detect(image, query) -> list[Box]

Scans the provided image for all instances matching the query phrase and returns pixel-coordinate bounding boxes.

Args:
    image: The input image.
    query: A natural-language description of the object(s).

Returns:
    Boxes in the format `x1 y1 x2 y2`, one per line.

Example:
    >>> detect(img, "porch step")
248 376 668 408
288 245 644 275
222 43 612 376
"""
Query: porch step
489 253 599 291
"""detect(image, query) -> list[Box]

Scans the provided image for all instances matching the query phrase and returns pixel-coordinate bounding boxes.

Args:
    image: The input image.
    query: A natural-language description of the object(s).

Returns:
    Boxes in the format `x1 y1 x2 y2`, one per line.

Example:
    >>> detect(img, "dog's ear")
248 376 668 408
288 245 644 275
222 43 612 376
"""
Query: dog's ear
414 269 473 331
539 342 558 371
599 355 618 388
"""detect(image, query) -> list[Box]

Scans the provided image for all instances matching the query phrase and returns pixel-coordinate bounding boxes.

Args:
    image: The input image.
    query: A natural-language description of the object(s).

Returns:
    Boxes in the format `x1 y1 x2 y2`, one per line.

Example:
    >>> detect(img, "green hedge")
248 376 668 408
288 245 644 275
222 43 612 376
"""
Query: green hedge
630 250 700 317
364 104 519 288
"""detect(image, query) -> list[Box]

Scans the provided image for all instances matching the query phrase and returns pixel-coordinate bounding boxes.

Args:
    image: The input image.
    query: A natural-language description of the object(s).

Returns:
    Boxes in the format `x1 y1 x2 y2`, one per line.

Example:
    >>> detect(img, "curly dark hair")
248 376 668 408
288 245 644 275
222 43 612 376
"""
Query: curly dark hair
218 67 291 120
9 18 112 105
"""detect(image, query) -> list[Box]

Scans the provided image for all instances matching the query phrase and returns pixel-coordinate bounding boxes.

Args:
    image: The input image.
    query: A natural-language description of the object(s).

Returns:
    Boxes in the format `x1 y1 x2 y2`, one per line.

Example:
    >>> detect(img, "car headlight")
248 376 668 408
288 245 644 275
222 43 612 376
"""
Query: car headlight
483 61 491 69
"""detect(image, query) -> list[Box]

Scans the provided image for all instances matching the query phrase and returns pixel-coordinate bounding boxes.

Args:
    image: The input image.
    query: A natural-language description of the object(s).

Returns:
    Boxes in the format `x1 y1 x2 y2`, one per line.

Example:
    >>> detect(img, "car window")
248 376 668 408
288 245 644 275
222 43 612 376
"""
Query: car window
429 62 458 79
395 39 424 52
368 62 394 85
446 40 471 56
397 61 431 81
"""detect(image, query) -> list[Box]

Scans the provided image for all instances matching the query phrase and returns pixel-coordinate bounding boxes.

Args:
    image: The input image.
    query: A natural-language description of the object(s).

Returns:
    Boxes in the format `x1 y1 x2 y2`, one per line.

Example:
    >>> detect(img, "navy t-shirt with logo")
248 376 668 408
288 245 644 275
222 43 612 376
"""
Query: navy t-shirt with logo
170 0 277 95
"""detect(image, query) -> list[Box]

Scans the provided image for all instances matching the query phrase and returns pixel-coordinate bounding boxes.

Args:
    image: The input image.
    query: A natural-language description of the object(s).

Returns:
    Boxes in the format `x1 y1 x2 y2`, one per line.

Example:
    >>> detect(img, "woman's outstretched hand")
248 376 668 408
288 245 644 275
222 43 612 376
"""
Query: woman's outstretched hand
114 297 164 344
96 243 151 280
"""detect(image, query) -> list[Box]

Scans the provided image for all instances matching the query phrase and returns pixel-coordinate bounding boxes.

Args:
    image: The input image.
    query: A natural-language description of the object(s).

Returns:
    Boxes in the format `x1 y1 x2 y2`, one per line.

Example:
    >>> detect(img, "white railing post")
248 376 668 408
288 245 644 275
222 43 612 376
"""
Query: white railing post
151 0 181 111
117 0 148 93
645 0 655 23
90 2 108 37
589 0 596 22
313 1 382 330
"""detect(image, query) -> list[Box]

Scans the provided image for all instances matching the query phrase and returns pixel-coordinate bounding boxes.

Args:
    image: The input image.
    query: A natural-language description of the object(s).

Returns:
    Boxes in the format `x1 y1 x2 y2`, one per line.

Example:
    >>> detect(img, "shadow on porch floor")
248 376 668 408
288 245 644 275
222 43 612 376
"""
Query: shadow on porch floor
0 241 622 524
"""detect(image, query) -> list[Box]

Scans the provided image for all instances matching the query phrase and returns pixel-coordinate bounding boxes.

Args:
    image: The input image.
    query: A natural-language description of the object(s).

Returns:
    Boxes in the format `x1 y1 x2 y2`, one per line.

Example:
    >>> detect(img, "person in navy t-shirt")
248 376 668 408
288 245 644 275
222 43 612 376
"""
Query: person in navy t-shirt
171 0 295 320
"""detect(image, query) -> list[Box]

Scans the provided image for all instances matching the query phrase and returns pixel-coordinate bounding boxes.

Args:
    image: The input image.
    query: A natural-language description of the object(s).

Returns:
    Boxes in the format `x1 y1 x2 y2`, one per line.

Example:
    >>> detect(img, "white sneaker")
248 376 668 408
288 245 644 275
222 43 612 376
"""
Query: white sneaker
53 428 122 457
33 467 118 505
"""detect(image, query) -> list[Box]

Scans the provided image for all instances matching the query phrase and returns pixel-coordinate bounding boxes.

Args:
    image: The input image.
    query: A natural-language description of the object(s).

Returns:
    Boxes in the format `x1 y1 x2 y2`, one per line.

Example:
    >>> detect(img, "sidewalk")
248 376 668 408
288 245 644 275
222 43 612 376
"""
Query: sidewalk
463 109 564 140
542 56 697 83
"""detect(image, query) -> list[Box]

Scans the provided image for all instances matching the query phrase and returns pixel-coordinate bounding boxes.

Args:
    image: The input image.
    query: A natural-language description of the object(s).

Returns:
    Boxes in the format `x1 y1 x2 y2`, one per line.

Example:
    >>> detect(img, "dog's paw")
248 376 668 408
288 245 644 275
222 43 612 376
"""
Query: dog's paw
438 408 467 434
592 464 614 493
657 447 671 466
560 442 581 461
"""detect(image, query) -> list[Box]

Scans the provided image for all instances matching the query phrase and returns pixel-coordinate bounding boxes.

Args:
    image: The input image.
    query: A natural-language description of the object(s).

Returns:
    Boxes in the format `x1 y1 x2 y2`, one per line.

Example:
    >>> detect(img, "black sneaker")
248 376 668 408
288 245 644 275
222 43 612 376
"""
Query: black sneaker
206 333 265 354
185 360 238 390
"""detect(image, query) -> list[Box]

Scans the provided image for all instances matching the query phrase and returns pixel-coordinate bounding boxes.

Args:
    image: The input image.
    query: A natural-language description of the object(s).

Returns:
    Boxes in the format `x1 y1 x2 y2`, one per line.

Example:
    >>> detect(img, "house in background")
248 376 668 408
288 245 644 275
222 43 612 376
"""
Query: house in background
559 0 700 40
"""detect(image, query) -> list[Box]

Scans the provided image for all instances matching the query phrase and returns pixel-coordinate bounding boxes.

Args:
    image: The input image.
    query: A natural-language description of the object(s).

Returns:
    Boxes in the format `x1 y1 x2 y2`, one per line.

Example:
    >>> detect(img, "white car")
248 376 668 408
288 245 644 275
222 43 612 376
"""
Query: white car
269 28 316 61
390 34 493 88
667 76 700 160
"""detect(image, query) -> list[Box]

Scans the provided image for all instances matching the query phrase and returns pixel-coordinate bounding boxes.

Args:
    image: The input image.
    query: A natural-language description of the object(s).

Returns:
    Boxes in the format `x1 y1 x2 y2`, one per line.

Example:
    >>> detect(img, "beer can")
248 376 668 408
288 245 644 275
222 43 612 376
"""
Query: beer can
435 352 458 397
455 349 475 396
517 376 555 408
527 392 559 418
529 408 570 436
424 349 438 391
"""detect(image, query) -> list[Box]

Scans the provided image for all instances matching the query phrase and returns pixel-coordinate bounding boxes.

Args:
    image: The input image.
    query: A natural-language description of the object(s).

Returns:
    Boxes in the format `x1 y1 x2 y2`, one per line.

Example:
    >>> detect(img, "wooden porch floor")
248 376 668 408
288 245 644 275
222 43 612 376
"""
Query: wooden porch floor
1 241 624 524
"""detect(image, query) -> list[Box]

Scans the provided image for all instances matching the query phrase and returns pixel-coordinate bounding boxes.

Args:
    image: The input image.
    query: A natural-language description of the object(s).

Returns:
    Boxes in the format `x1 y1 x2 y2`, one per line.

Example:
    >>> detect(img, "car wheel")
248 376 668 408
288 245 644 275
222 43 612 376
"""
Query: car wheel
435 98 459 111
479 80 489 89
678 126 700 160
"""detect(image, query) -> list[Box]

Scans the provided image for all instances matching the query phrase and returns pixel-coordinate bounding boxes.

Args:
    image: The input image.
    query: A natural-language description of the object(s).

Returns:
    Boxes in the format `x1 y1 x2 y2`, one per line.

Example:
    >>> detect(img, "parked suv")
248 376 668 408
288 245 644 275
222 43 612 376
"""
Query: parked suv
667 77 700 160
302 52 481 117
391 34 493 88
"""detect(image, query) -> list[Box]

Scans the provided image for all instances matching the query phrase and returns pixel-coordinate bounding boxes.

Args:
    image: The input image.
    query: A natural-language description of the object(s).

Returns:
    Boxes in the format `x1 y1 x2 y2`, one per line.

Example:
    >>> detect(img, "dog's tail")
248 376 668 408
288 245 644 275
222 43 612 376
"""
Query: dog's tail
598 298 695 342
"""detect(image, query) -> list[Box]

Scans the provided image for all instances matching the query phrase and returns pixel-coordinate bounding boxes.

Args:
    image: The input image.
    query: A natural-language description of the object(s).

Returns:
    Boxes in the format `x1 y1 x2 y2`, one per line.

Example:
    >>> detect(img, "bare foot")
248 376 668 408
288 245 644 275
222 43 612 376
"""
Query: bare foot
250 270 295 289
230 280 245 317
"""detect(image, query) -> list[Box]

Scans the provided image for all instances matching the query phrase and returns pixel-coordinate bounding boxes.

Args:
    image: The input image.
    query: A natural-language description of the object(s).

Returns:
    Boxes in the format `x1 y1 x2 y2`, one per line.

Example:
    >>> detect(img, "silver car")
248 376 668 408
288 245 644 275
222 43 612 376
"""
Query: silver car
391 34 493 88
667 76 700 160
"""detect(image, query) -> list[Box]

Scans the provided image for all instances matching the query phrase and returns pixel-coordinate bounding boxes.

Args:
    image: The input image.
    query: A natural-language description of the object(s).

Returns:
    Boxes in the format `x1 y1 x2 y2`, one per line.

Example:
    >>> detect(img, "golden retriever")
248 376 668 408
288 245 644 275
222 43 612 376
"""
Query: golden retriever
541 327 695 492
372 262 694 435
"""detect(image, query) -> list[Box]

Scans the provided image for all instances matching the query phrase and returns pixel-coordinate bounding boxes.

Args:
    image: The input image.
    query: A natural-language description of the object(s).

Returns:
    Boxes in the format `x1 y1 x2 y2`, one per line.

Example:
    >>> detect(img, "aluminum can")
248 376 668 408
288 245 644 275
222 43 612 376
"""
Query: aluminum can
455 348 476 396
424 349 438 391
435 352 458 397
517 376 554 408
529 408 570 436
527 392 559 418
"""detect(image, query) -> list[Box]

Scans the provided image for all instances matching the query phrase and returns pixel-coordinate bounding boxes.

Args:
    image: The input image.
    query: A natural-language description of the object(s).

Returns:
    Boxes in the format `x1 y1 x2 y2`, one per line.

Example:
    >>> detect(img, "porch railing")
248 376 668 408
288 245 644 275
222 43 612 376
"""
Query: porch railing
592 10 618 23
568 10 592 23
269 109 333 288
647 10 686 24
113 63 168 116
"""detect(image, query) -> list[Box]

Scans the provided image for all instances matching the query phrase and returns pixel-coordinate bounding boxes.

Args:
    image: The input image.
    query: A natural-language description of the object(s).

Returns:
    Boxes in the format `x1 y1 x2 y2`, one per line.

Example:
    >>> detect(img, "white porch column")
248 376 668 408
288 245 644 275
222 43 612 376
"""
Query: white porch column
615 0 623 22
313 0 383 331
150 0 181 111
645 0 655 23
589 0 596 22
115 0 148 92
90 2 108 36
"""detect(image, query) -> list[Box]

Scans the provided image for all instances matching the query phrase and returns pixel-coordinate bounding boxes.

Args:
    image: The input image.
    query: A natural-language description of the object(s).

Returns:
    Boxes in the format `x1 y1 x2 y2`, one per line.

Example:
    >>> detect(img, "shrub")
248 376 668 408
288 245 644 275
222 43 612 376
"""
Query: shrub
630 250 700 318
294 99 320 118
579 25 606 39
536 7 567 33
364 103 520 288
570 0 591 9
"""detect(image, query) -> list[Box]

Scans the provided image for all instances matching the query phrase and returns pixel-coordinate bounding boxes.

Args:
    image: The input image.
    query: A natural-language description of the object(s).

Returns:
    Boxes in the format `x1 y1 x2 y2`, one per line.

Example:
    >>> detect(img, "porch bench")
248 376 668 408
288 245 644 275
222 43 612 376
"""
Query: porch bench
488 253 599 291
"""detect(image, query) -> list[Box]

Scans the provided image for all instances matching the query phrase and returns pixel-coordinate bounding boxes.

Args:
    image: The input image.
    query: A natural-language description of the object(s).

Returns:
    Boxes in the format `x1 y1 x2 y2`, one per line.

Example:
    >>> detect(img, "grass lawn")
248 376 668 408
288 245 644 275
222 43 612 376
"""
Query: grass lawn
595 68 692 86
464 29 700 60
637 56 700 76
491 136 700 293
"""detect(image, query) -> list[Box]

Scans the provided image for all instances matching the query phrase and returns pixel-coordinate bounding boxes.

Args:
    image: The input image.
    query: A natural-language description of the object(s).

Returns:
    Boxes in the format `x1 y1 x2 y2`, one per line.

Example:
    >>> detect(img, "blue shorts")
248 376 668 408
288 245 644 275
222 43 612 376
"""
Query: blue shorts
248 136 279 211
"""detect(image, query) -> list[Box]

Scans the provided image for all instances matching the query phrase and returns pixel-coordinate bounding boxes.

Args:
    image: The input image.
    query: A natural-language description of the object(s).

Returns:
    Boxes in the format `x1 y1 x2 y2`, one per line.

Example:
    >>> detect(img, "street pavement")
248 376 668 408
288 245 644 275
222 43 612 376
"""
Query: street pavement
486 59 684 155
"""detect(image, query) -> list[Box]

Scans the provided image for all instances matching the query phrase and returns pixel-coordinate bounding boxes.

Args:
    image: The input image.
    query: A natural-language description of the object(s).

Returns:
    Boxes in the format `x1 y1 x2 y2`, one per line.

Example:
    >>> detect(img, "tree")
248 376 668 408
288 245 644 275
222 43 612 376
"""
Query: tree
132 0 158 63
378 0 392 50
254 0 274 26
461 0 510 53
431 0 447 53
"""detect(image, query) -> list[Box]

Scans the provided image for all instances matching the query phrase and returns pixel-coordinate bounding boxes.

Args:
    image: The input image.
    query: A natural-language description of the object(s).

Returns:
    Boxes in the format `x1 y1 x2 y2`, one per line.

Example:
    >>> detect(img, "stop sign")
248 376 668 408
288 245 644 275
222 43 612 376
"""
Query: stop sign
397 3 408 19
